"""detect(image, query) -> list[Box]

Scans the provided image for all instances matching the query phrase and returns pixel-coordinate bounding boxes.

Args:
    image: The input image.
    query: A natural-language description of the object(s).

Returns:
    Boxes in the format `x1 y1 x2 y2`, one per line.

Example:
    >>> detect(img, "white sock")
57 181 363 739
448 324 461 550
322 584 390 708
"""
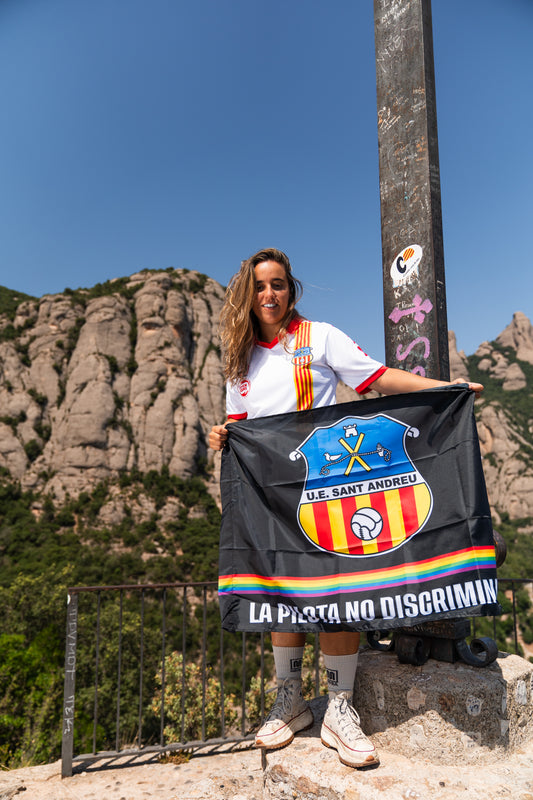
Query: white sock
272 645 304 683
323 652 359 698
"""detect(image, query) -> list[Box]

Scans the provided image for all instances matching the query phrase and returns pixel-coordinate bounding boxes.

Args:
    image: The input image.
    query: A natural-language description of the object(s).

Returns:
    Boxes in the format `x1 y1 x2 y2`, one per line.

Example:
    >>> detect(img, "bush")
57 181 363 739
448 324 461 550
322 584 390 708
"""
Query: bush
150 652 238 742
24 439 42 463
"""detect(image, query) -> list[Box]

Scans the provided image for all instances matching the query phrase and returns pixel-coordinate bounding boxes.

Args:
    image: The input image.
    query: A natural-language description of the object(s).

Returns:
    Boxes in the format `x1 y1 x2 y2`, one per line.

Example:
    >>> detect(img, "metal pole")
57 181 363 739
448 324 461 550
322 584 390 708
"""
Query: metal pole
160 588 167 747
138 590 145 749
92 591 101 754
115 590 123 752
374 0 449 380
61 592 78 778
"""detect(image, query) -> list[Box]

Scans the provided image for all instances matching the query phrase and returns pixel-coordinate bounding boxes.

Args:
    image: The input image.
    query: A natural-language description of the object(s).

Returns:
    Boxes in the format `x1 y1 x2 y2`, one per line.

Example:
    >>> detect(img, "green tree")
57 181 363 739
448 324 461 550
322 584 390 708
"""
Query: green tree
0 569 72 766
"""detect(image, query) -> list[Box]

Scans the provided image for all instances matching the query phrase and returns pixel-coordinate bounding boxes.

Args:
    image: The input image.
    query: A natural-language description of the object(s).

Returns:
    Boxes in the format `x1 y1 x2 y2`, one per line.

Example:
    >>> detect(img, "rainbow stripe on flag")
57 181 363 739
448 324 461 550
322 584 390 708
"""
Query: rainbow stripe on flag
218 546 496 599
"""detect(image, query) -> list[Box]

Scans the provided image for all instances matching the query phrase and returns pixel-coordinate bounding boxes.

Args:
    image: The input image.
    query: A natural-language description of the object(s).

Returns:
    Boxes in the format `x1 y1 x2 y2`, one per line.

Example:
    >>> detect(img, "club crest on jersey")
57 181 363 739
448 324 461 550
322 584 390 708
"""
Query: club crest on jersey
289 414 433 557
291 346 313 367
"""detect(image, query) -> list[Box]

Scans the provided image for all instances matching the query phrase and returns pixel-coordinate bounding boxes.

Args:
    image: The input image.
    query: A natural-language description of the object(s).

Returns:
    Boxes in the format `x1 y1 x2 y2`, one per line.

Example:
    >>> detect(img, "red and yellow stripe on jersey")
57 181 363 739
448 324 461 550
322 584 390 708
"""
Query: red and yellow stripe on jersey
293 320 314 410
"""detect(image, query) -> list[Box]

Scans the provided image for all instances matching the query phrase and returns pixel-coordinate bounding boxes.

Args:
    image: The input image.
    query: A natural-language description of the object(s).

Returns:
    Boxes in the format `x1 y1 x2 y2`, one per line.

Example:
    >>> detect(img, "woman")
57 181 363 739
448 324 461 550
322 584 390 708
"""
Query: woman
209 248 482 769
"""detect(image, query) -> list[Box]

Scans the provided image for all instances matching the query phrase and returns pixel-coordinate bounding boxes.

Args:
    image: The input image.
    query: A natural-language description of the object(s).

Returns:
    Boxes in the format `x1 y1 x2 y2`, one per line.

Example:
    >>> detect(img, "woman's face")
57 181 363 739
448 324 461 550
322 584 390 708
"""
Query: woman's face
252 260 290 341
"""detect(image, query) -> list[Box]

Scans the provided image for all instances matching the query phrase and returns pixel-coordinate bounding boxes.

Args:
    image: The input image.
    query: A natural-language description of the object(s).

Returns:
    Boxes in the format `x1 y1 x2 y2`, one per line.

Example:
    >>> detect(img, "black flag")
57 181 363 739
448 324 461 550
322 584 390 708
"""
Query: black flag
218 387 499 632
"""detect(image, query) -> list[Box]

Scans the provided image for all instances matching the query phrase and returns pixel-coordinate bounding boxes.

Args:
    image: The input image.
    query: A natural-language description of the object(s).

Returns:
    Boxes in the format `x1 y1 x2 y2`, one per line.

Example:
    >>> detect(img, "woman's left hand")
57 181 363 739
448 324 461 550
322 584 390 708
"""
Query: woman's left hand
451 378 484 398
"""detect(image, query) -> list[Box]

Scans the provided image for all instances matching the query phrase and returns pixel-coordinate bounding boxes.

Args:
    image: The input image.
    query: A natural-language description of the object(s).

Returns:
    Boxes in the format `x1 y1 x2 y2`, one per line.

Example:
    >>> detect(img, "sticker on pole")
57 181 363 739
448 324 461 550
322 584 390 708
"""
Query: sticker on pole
390 244 422 287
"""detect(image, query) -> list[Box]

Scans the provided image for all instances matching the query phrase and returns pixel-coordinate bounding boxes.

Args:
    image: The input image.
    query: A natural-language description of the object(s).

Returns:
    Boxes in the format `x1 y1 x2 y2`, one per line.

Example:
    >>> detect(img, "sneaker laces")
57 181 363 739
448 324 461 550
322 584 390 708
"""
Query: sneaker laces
333 695 367 743
264 678 299 723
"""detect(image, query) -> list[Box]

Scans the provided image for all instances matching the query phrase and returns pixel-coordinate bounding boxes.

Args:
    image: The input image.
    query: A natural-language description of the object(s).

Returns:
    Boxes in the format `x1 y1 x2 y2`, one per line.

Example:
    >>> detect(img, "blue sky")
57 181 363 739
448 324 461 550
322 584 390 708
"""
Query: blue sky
1 0 531 363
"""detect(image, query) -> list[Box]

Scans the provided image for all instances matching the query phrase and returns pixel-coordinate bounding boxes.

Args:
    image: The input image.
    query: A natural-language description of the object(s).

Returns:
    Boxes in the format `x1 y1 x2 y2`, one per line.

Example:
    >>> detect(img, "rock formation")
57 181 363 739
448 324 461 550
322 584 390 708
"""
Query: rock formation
0 275 532 522
0 270 225 500
449 313 533 522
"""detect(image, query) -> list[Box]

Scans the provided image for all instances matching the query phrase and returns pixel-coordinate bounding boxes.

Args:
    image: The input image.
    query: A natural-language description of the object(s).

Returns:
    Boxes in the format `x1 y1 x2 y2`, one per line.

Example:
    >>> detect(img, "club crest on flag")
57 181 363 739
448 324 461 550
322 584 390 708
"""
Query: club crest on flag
290 414 433 557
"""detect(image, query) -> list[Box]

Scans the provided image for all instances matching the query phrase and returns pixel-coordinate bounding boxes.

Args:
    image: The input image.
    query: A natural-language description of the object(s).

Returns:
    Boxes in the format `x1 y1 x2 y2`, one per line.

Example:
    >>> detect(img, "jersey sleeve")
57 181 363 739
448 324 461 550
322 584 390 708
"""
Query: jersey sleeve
323 324 387 394
226 381 248 419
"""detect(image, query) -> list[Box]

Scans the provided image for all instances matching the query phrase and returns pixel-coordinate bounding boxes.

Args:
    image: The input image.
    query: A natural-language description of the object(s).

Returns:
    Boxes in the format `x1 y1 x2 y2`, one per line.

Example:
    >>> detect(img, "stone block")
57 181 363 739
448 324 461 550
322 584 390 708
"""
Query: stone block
355 647 533 764
262 649 533 799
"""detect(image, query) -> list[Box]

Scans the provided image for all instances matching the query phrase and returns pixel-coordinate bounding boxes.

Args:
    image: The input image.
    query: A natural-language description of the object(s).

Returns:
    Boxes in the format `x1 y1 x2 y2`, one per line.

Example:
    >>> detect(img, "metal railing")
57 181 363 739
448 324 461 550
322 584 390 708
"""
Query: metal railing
61 580 320 777
61 577 532 777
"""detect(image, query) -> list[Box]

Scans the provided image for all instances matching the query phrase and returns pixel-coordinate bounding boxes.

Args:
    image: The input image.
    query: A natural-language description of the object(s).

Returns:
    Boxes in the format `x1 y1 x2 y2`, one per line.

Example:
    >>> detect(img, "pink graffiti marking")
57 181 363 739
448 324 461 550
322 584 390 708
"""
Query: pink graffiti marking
396 336 431 364
389 294 433 325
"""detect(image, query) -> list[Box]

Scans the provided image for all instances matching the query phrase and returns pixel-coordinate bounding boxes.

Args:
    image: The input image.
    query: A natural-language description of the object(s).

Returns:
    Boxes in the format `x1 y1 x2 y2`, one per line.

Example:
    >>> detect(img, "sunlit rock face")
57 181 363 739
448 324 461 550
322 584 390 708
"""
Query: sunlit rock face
1 276 532 522
0 270 225 500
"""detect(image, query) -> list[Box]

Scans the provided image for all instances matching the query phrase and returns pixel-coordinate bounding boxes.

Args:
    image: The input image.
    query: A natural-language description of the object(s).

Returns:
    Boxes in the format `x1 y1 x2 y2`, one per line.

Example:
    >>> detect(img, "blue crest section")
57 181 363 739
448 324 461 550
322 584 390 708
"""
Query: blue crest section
297 414 415 491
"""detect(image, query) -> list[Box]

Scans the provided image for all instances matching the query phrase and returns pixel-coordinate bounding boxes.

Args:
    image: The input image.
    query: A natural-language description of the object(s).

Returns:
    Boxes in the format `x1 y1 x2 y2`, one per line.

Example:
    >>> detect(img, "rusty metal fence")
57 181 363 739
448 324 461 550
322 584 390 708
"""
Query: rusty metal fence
61 578 532 777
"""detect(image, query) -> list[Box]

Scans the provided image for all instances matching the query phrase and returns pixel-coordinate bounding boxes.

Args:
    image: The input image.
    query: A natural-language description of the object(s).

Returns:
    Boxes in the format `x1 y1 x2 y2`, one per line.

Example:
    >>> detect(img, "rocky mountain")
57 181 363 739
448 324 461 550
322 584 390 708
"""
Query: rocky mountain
0 274 532 523
0 270 225 501
448 312 533 524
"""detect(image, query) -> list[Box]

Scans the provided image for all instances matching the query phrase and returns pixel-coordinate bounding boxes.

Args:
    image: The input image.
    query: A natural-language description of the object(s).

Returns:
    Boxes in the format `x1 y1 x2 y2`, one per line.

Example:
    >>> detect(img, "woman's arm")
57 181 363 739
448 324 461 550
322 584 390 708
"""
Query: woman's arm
370 368 483 398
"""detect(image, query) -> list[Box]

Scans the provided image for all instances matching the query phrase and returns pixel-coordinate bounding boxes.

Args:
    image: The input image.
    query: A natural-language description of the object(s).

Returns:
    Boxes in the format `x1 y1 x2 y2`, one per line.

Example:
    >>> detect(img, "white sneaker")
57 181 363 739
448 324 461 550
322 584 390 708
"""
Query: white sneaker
254 677 314 750
321 691 379 768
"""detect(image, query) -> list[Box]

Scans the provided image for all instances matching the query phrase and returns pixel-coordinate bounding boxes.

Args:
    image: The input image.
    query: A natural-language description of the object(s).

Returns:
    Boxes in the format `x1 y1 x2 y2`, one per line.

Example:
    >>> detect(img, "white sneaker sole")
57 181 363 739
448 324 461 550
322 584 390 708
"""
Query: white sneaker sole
255 707 314 750
321 724 379 768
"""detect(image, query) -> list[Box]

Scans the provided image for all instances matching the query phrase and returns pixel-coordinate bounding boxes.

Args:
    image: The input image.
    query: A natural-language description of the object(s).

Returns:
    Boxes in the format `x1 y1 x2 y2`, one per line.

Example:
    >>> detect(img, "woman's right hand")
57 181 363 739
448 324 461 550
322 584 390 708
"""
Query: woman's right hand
209 423 229 451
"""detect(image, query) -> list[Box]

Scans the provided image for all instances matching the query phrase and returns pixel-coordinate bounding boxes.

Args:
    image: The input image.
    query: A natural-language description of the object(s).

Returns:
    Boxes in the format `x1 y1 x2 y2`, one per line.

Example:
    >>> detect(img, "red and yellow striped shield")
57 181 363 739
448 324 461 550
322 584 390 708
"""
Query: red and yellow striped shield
295 413 433 557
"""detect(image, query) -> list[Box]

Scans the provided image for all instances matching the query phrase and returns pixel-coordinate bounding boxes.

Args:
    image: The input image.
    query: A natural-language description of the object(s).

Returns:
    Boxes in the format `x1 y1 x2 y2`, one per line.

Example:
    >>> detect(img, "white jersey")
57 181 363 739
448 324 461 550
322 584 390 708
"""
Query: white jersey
226 319 386 419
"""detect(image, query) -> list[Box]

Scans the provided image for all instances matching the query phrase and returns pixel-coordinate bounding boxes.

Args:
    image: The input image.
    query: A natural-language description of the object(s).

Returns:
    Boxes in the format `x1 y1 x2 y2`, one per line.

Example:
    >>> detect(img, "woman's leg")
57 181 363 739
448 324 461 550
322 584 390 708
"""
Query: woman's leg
271 632 306 646
320 630 379 768
320 631 360 696
270 631 306 684
320 631 359 656
255 631 312 749
270 631 306 681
